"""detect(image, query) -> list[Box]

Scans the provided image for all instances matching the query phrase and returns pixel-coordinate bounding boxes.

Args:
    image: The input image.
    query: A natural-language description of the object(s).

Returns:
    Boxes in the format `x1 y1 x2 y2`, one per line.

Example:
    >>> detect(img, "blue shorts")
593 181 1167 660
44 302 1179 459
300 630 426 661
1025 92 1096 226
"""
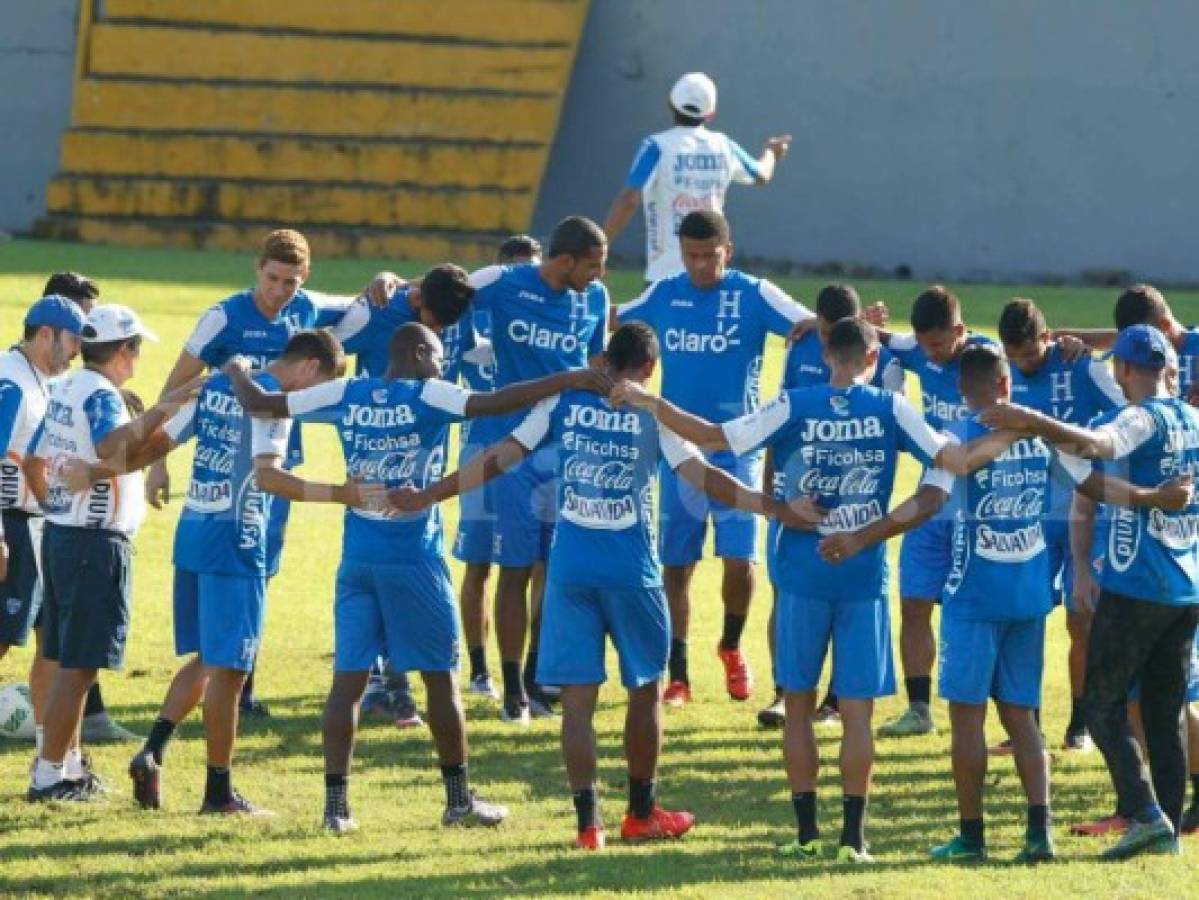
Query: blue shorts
775 591 895 698
1045 522 1071 611
334 556 458 673
452 443 496 565
659 450 760 566
0 511 42 648
939 615 1045 707
899 515 952 601
537 580 669 689
490 445 557 568
173 569 266 672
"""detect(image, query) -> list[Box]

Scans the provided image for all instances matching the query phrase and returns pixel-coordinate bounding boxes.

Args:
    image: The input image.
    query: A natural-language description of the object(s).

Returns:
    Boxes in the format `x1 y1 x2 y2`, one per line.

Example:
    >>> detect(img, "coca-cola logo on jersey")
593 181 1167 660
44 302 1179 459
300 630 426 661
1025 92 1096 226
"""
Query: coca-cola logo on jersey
975 487 1044 519
352 449 420 483
796 465 882 496
563 455 635 491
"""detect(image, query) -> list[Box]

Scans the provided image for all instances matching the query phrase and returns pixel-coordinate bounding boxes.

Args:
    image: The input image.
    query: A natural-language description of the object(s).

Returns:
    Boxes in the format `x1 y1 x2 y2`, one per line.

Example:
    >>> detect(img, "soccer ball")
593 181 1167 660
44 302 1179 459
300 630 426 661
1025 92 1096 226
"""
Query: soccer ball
0 683 35 740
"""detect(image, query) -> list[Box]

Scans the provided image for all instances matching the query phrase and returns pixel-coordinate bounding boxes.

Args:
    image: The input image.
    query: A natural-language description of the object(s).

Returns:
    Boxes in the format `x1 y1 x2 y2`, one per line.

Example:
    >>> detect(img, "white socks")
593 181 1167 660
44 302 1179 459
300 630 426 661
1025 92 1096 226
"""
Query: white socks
32 757 65 789
65 748 83 780
34 725 44 755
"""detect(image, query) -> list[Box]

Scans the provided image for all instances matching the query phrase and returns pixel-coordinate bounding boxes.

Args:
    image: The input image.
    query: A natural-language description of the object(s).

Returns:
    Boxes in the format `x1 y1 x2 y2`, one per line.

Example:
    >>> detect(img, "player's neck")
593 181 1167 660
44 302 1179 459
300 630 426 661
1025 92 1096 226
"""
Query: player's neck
17 341 52 377
86 361 127 387
251 288 290 321
537 263 569 293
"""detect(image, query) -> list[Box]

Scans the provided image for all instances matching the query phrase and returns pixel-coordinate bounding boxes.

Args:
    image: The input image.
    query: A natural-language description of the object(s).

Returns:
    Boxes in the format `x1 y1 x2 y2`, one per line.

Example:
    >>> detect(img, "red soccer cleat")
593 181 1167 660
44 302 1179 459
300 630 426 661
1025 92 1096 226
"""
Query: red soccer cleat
621 806 696 842
663 681 691 707
574 825 606 850
716 645 753 701
1069 814 1130 837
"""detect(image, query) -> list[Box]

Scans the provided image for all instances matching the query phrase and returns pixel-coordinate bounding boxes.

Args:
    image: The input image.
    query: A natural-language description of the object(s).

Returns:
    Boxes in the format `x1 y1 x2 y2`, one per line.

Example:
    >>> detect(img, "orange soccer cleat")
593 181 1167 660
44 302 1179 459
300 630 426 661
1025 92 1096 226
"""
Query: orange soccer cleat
621 806 696 842
574 825 606 850
1069 814 1130 837
716 645 754 701
663 680 692 707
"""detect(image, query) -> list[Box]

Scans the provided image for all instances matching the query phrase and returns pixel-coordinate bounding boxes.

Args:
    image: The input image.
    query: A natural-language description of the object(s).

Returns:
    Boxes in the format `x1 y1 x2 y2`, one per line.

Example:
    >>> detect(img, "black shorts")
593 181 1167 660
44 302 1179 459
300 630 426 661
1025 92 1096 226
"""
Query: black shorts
0 509 42 647
41 523 132 670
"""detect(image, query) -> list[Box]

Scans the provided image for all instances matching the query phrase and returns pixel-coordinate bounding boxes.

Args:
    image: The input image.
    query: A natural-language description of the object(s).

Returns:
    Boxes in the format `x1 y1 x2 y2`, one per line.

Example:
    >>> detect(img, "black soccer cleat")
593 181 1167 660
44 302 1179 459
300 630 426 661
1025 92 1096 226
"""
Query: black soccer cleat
129 749 161 810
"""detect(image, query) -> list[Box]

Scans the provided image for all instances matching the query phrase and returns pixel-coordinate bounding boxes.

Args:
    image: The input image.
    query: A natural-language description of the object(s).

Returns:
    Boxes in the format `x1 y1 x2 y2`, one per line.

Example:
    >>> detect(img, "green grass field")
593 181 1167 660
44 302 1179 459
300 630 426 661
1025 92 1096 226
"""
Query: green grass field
1 238 1198 898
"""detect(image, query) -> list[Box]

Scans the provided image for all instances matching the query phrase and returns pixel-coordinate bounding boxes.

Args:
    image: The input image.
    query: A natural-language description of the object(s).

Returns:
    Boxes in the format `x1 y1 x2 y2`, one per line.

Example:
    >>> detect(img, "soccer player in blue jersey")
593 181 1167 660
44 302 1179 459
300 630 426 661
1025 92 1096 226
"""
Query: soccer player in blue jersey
397 322 813 849
757 284 906 728
230 322 610 832
999 298 1125 753
616 209 813 708
983 325 1199 859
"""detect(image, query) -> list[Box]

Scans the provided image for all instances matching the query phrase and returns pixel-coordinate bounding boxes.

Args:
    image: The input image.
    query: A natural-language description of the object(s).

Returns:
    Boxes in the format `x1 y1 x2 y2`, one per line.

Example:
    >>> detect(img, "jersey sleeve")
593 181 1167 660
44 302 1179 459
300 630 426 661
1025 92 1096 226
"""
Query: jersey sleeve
0 379 24 455
307 291 355 327
1084 358 1125 411
510 396 558 450
779 345 799 391
183 305 230 366
419 379 471 423
893 394 950 466
757 280 814 336
659 425 701 470
251 416 292 459
588 284 610 358
722 392 794 456
162 399 197 445
467 266 506 311
330 297 373 352
1053 449 1094 485
920 465 956 494
726 137 763 185
616 282 659 328
878 349 907 392
1096 406 1156 460
886 332 920 369
625 137 662 190
287 378 349 421
82 388 126 445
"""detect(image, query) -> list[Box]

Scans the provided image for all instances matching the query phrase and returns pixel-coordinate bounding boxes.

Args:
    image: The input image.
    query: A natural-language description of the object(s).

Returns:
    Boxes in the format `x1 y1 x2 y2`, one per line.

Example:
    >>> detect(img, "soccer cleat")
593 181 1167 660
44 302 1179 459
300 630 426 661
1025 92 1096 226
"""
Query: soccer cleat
757 696 786 729
663 681 691 708
393 690 424 729
878 707 935 737
778 838 823 859
200 791 276 816
1181 804 1199 835
1013 832 1057 864
129 750 161 810
1100 815 1175 861
468 673 500 700
1147 836 1182 855
620 805 695 842
81 714 142 744
814 703 841 727
500 698 531 726
27 779 92 803
239 697 271 719
323 814 360 835
929 834 987 862
574 825 606 850
716 645 753 701
1070 814 1130 837
987 738 1014 756
1062 728 1095 753
443 791 508 827
359 688 396 719
836 844 875 864
528 695 557 719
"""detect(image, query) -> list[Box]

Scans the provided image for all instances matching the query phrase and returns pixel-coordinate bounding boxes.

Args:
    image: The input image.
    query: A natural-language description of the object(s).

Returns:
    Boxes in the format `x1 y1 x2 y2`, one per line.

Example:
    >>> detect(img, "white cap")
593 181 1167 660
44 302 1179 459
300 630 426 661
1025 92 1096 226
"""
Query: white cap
669 72 717 119
82 304 159 344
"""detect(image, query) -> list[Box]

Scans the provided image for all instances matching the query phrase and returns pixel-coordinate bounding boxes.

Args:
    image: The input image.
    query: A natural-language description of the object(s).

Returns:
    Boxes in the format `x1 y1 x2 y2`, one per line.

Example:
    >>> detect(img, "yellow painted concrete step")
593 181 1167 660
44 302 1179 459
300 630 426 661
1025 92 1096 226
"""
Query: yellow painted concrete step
60 130 543 190
104 0 589 44
35 215 505 265
72 78 557 141
88 23 574 93
47 175 532 233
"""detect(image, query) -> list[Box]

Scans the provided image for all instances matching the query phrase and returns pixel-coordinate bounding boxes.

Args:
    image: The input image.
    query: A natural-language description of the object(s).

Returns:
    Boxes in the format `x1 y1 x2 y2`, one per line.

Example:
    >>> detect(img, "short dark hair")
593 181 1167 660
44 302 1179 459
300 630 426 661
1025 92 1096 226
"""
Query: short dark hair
672 109 706 127
910 285 961 333
547 216 606 259
998 298 1047 347
1114 284 1168 330
278 329 346 377
82 336 141 366
607 322 659 372
959 344 1009 392
678 210 731 244
825 317 878 364
420 264 474 328
815 284 861 324
497 235 542 263
43 271 98 303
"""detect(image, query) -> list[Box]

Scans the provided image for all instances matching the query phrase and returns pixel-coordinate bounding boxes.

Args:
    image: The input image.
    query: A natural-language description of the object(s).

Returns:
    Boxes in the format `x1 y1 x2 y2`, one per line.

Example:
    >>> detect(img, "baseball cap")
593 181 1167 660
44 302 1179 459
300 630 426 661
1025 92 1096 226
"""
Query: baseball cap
669 72 717 119
24 294 86 335
1113 324 1171 370
81 304 159 344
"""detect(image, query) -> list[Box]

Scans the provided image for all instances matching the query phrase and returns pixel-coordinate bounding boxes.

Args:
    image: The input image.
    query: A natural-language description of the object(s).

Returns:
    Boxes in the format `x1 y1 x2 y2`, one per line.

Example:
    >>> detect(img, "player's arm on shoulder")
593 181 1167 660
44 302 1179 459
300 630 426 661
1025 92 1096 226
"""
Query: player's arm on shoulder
329 296 372 344
979 399 1128 460
1076 463 1193 512
819 473 951 564
71 399 194 491
610 380 731 450
464 368 613 418
1052 327 1117 351
758 280 814 339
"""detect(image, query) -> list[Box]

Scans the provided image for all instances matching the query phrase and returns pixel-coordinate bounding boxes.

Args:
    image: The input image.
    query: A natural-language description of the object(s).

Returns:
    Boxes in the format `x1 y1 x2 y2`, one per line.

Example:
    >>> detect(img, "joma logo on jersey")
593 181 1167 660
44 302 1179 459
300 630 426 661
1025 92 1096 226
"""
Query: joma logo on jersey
672 153 730 173
563 404 642 434
509 320 583 354
342 403 415 429
799 417 884 443
45 400 74 427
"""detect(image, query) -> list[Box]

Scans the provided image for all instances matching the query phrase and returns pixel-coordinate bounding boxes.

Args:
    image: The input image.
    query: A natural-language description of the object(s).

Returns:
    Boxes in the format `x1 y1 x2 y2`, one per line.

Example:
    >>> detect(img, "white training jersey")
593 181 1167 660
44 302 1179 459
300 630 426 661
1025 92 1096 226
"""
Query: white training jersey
624 125 762 282
35 368 146 535
0 349 52 515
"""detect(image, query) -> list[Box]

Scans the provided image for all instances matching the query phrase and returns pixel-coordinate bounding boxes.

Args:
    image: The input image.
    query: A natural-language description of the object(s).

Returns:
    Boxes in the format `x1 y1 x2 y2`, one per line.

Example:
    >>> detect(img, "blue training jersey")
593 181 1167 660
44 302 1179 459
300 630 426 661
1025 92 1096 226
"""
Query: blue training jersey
941 417 1093 621
887 332 997 431
457 309 500 454
167 371 292 578
723 384 948 601
285 375 470 565
1175 329 1199 397
512 390 699 589
781 331 905 393
617 269 812 424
